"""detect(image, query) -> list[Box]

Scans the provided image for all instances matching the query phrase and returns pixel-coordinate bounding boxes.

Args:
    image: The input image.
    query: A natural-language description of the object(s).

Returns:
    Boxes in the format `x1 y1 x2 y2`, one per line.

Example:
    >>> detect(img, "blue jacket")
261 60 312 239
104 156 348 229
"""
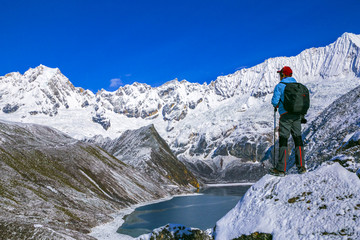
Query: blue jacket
271 77 297 115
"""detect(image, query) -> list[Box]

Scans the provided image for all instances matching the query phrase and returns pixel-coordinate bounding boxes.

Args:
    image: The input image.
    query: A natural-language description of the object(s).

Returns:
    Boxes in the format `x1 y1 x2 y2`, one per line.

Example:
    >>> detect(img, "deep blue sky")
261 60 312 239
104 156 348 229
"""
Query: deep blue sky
1 0 359 92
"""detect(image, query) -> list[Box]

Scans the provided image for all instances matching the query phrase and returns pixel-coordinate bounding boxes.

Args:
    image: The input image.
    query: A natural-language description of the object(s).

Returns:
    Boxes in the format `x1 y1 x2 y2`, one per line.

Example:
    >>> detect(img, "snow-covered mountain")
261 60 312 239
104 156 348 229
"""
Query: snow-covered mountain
1 32 360 182
0 120 197 239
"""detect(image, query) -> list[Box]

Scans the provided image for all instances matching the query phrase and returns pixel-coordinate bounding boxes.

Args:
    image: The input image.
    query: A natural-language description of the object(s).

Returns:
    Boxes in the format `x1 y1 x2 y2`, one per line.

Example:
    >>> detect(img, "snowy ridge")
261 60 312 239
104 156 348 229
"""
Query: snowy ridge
215 163 360 240
1 33 360 182
213 32 360 99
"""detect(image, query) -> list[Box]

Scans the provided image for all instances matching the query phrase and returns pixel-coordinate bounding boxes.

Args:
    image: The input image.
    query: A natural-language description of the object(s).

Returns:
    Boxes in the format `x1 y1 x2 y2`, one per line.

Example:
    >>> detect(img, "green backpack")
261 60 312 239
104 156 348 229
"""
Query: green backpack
282 82 310 115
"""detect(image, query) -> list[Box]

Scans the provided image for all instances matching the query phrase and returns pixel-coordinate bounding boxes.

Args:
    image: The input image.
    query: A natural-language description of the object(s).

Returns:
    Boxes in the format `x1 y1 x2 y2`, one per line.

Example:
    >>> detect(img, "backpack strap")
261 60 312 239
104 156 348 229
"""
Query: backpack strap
279 82 288 104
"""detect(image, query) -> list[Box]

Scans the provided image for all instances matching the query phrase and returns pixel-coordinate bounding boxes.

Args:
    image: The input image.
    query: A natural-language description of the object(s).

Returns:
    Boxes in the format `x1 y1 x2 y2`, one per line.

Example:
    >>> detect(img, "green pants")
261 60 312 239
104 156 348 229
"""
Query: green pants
276 113 305 172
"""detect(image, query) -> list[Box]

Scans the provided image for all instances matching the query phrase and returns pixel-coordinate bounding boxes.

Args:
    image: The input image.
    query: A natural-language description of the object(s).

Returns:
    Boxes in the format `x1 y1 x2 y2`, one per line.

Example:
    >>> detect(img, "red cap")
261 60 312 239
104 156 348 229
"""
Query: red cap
277 66 293 76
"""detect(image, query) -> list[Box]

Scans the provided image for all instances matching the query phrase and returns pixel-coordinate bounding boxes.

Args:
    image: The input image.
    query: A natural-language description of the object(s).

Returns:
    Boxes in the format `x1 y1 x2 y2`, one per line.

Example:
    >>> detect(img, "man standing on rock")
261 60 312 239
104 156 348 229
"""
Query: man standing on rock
270 66 308 176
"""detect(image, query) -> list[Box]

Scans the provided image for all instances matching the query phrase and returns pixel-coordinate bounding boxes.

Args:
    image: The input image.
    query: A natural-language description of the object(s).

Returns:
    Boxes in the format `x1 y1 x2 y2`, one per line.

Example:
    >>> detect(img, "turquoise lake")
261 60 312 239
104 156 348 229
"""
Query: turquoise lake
117 184 252 237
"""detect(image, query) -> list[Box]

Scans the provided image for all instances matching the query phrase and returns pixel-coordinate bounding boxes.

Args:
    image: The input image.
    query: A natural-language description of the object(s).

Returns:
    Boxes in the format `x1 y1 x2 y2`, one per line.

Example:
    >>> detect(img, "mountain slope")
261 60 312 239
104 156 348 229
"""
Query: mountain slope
0 120 195 239
88 125 199 188
302 84 360 169
1 33 360 182
215 163 360 240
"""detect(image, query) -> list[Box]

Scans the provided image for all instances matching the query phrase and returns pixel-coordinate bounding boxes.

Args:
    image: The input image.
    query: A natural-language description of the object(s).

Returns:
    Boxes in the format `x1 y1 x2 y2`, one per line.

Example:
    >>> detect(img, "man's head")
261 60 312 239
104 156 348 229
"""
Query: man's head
277 66 293 80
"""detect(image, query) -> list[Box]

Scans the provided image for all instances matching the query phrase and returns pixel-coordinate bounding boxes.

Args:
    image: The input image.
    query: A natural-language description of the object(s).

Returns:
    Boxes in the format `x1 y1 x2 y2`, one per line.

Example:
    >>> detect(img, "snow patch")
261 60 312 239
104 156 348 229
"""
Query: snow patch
79 170 113 200
46 186 58 194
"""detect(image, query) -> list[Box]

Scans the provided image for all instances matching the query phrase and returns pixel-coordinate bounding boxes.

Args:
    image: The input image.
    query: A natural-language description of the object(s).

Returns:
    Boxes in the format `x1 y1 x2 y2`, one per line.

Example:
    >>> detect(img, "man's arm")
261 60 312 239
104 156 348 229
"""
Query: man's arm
271 84 281 108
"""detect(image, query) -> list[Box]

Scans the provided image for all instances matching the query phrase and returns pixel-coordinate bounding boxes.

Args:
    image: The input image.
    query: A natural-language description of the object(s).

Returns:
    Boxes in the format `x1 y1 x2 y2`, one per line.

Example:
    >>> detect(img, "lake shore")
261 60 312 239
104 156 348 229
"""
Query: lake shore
205 182 254 187
89 192 202 240
89 183 254 240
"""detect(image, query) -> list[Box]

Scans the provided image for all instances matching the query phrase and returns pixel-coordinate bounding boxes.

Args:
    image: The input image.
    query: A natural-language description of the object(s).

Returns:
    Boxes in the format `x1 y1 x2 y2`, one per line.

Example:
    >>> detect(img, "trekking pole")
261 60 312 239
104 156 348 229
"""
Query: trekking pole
273 107 277 166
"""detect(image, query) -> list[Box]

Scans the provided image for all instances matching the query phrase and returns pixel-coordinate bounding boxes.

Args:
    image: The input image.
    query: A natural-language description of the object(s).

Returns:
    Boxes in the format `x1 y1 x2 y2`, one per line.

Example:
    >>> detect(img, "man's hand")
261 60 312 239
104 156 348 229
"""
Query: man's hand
274 107 278 112
301 118 307 124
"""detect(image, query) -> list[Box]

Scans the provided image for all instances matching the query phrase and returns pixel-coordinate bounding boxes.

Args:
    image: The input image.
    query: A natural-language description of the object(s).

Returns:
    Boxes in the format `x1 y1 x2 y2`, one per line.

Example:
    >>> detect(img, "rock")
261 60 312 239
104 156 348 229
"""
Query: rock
92 114 111 130
2 103 19 113
137 223 212 240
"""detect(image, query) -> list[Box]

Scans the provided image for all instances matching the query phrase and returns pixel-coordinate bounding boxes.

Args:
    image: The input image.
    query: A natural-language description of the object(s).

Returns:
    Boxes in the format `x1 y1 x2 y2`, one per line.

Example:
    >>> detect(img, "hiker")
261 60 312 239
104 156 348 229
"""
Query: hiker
270 66 308 176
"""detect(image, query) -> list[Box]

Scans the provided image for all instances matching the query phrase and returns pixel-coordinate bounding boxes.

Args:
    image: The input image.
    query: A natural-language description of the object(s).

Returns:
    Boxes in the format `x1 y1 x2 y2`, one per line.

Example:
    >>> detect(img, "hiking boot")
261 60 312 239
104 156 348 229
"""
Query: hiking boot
269 168 285 177
297 166 307 174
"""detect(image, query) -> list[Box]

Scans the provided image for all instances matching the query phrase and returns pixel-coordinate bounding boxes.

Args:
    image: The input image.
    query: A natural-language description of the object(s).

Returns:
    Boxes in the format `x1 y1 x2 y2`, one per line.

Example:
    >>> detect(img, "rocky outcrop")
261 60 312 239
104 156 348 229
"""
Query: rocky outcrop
137 224 213 240
92 114 111 130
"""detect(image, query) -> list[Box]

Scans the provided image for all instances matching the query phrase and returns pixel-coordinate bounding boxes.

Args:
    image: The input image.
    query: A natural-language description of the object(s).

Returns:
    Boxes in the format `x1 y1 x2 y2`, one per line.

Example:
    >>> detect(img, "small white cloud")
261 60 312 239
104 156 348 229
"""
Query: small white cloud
110 78 123 88
125 73 132 77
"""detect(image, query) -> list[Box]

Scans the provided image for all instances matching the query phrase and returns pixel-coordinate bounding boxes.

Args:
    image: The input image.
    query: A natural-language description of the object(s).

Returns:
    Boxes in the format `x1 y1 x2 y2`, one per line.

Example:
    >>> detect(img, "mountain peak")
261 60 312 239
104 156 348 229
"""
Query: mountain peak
23 65 76 92
339 32 360 47
25 64 59 75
